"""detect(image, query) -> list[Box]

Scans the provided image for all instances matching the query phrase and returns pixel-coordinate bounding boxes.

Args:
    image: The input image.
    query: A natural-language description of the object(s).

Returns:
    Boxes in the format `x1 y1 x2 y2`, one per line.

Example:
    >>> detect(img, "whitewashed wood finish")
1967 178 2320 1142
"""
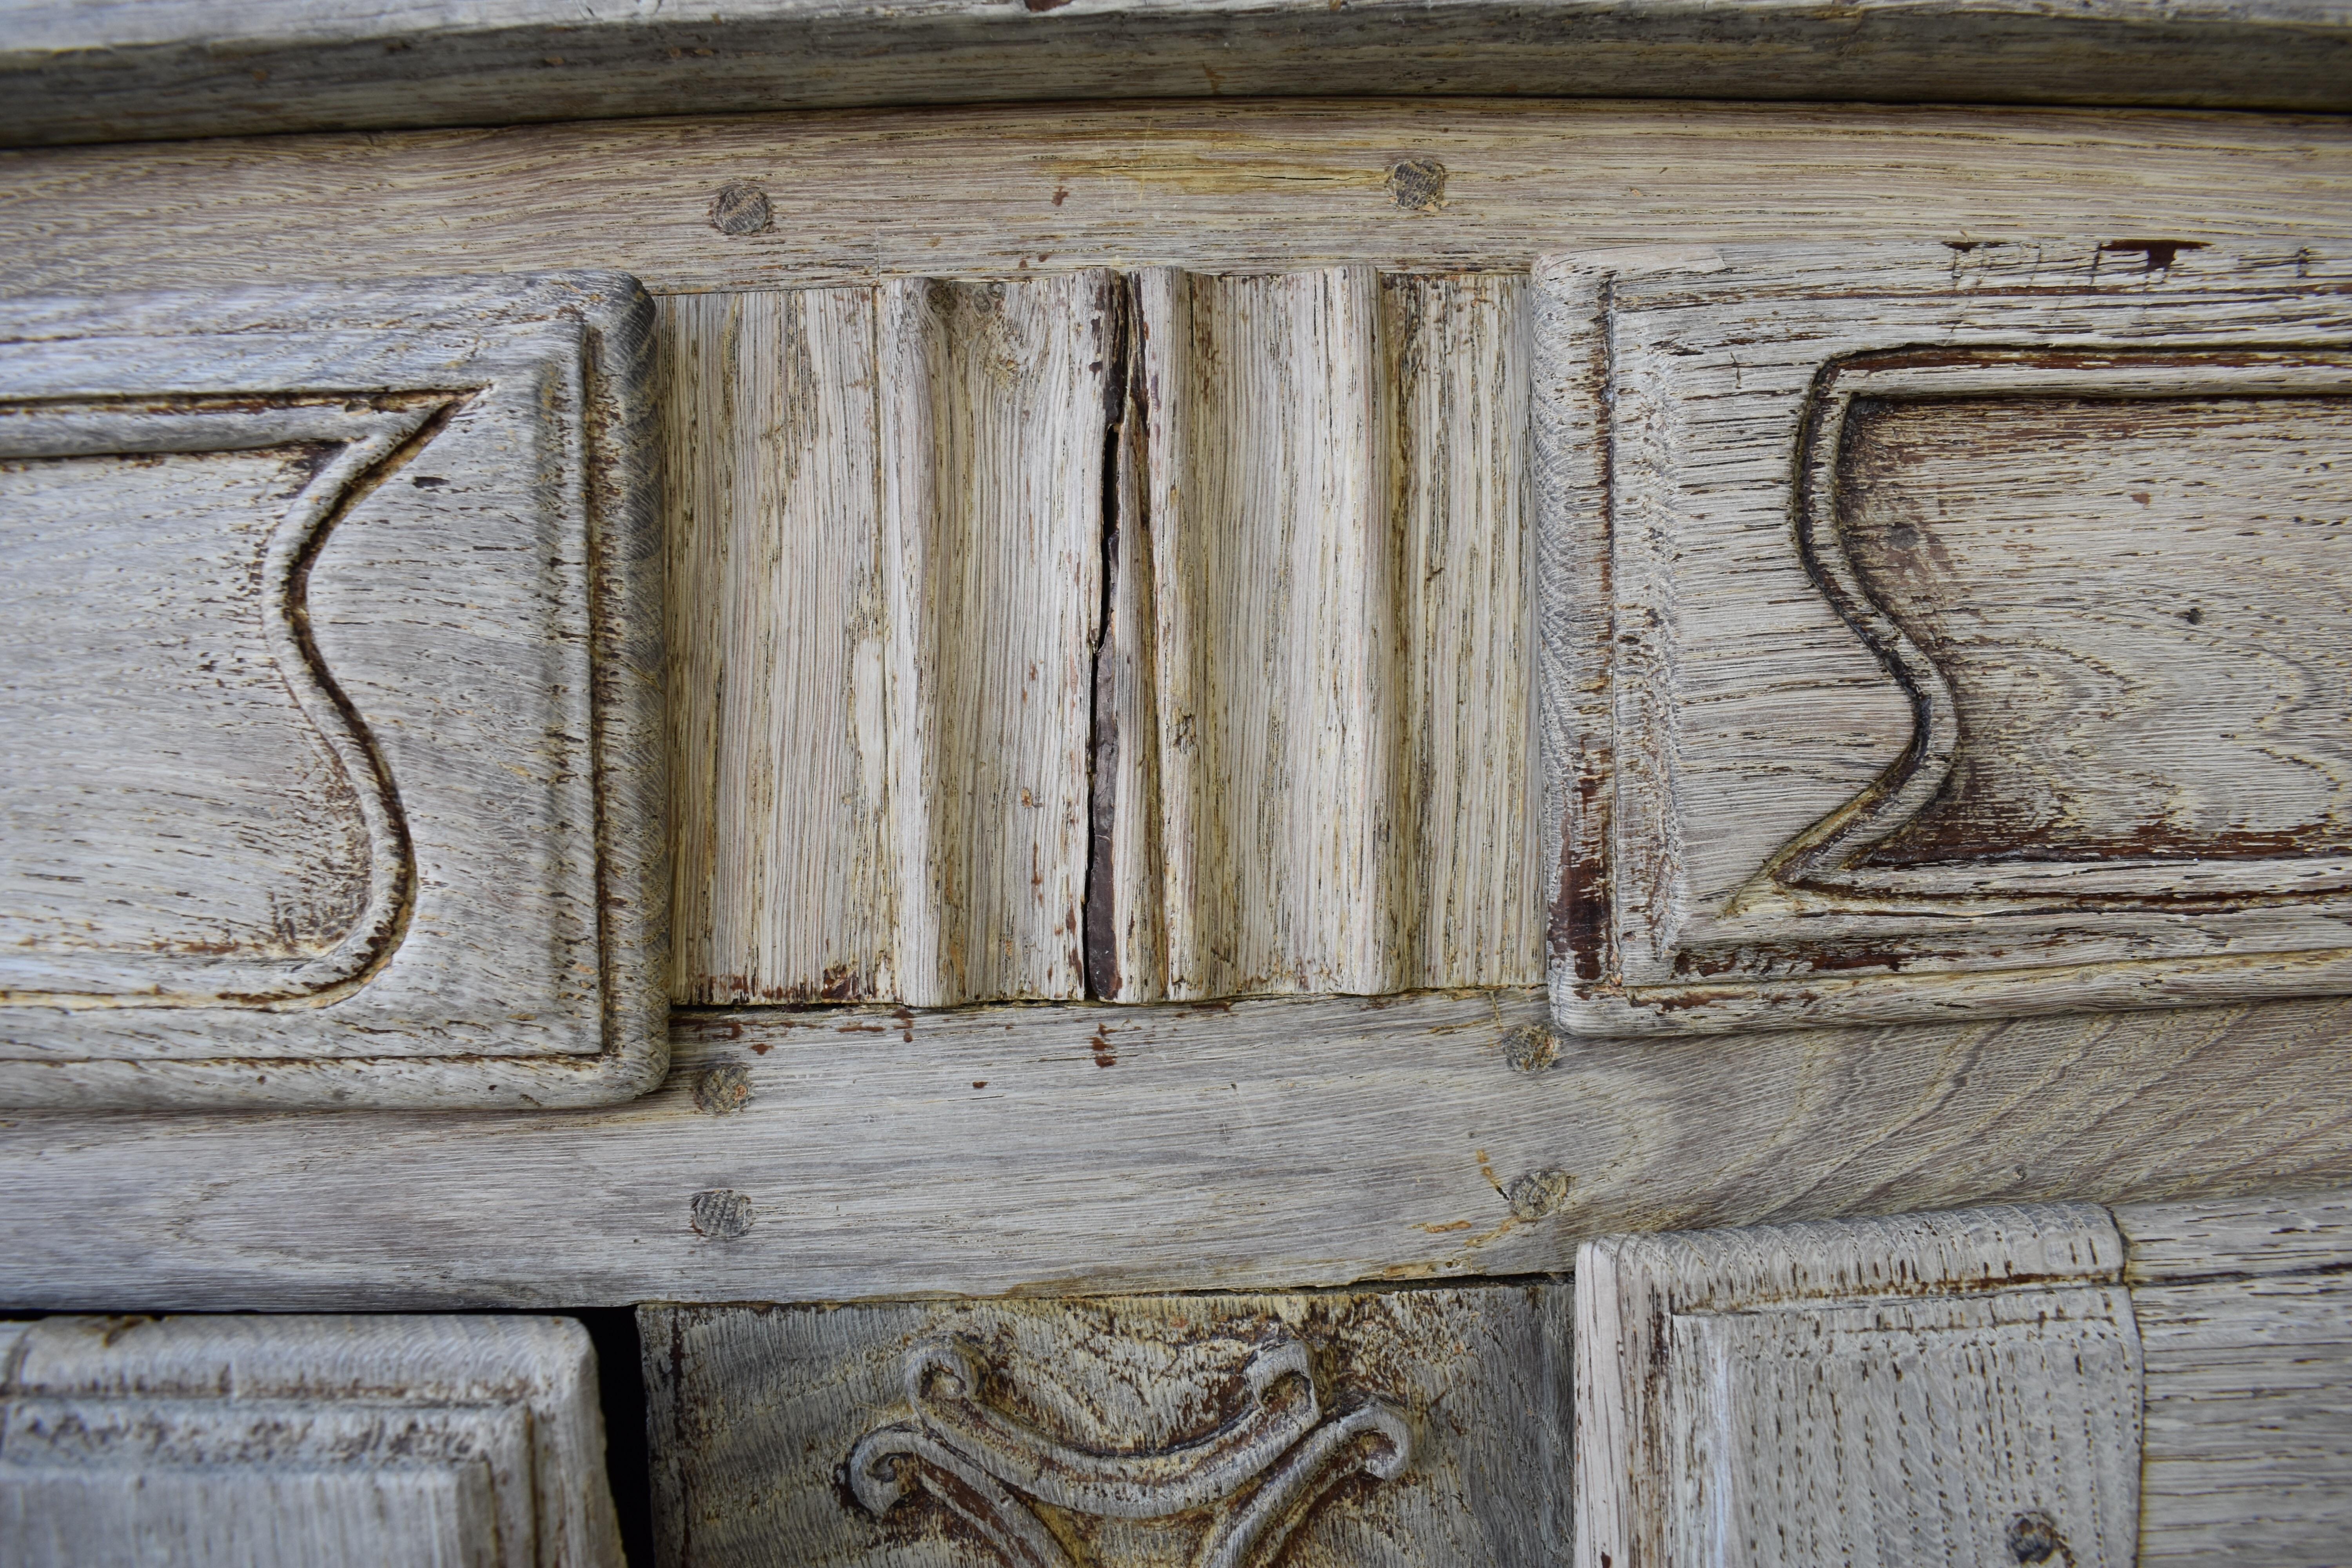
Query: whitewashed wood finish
0 1314 620 1568
666 276 1113 1007
4 992 2352 1308
1575 1205 2141 1568
2118 1190 2352 1563
5 0 2349 149
1536 240 2352 1036
0 274 668 1108
6 103 2347 306
643 1285 1566 1568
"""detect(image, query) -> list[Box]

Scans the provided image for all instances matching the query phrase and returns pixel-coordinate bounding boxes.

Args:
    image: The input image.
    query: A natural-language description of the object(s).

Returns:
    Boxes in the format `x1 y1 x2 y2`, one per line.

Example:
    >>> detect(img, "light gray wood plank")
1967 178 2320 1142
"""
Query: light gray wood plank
4 992 2352 1307
877 273 1115 1007
5 0 2352 149
1575 1205 2140 1568
2118 1190 2352 1564
662 287 894 1006
1537 240 2352 1035
642 1285 1567 1568
5 104 2348 305
0 1314 620 1568
0 274 667 1109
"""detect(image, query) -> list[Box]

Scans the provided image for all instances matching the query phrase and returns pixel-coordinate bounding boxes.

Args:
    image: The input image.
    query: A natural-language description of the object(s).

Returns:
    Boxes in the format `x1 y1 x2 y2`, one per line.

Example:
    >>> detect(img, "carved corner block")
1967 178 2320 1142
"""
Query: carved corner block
1536 240 2352 1034
642 1285 1569 1567
0 273 666 1106
0 1314 621 1568
1574 1203 2143 1568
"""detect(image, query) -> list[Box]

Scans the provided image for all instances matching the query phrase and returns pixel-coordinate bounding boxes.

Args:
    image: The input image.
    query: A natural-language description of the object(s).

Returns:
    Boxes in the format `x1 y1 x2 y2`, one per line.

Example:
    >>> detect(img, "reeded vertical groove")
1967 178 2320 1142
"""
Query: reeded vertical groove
668 270 1537 1007
664 277 1112 1007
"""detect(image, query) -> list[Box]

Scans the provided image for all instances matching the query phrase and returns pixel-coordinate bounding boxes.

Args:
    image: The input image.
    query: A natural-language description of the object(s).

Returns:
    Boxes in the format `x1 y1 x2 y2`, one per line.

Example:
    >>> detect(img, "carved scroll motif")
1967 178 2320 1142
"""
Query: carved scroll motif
846 1336 1412 1568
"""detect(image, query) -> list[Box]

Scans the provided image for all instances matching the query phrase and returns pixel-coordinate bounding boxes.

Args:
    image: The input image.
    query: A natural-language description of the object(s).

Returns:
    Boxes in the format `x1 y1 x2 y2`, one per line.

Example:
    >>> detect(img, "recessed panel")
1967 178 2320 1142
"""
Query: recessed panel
1537 242 2352 1034
0 276 665 1105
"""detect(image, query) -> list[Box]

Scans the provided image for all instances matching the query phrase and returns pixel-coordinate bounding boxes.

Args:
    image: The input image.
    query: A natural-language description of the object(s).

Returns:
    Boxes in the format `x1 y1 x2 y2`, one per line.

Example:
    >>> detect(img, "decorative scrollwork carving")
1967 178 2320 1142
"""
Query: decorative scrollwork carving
846 1334 1413 1568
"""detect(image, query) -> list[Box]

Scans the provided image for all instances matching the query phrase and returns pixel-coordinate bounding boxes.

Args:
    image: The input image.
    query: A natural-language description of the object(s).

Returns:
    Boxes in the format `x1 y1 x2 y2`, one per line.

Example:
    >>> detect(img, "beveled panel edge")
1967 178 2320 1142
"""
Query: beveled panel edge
0 271 669 1109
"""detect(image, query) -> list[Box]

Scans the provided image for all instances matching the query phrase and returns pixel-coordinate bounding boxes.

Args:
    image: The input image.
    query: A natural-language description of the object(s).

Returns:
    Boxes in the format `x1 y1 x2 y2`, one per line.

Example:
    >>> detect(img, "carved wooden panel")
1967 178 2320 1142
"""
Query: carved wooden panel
0 275 666 1106
666 272 1538 1007
0 1314 620 1567
1574 1203 2143 1568
1536 240 2352 1034
663 276 1115 1007
642 1285 1568 1566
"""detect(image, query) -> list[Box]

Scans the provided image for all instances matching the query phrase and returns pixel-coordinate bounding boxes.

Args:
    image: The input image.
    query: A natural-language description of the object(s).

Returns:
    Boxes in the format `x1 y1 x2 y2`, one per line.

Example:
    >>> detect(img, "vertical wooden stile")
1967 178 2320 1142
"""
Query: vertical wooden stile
667 276 1114 1006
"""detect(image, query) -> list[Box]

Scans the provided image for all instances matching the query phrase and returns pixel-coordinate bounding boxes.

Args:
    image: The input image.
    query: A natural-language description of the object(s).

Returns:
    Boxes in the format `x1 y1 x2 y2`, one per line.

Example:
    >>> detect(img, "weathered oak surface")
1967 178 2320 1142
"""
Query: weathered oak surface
3 992 2352 1308
0 1314 621 1568
2118 1191 2352 1563
0 274 668 1108
5 103 2348 303
1537 241 2352 1035
665 278 1114 1006
643 1286 1567 1568
1112 268 1537 1000
1574 1205 2141 1568
5 0 2350 149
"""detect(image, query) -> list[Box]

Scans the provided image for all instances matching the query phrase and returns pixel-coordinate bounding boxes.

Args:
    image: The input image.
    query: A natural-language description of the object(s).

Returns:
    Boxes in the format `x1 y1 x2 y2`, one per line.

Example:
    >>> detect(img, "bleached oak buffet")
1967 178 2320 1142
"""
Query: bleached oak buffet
4 3 2352 1563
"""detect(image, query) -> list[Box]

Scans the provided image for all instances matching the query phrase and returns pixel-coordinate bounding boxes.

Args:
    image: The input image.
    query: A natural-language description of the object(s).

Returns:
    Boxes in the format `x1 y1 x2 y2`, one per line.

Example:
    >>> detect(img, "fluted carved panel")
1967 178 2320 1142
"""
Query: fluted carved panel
667 270 1537 1006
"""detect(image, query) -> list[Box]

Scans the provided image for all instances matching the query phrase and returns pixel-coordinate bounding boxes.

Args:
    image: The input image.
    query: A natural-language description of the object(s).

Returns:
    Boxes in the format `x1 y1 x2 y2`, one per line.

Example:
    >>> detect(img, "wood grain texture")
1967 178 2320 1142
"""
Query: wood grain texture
2 1466 503 1568
1117 269 1539 1000
4 103 2349 305
663 287 893 1005
1575 1205 2140 1568
665 277 1113 1006
1536 240 2352 1036
642 1285 1566 1568
1130 267 1402 999
2118 1190 2352 1563
0 273 668 1108
0 1314 620 1568
5 992 2352 1308
671 269 1530 1004
6 0 2352 149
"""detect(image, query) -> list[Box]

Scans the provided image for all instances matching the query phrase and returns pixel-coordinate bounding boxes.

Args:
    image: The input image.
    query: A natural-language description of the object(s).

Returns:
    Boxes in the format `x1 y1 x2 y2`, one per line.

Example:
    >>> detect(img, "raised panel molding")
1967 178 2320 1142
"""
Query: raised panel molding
1536 240 2352 1036
0 274 667 1107
1575 1204 2144 1568
668 271 1538 1007
0 1314 621 1568
643 1285 1568 1567
1578 1190 2352 1568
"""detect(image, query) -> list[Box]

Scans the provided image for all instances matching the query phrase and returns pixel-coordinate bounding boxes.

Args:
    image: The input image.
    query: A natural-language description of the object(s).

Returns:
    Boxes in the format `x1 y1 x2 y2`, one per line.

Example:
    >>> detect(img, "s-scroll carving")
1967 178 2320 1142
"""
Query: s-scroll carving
0 392 464 1005
846 1336 1412 1568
